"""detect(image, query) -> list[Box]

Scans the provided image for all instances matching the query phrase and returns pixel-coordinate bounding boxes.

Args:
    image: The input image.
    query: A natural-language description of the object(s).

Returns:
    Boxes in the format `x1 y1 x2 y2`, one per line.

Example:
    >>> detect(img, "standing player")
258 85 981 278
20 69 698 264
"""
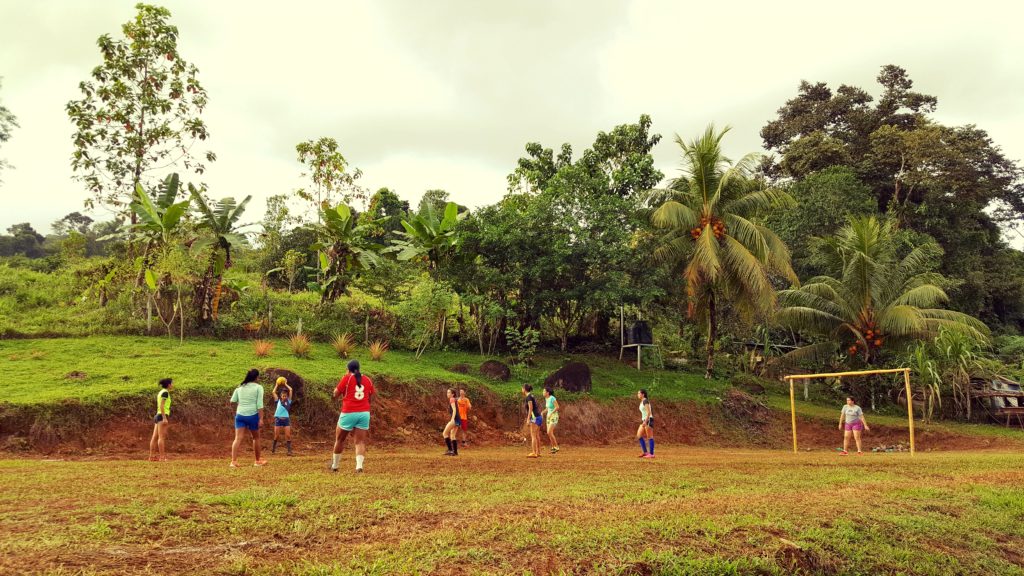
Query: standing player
457 389 472 447
442 388 460 456
522 384 542 458
542 386 560 454
637 389 655 458
271 377 293 456
838 396 870 455
149 378 173 462
230 369 266 468
331 359 375 473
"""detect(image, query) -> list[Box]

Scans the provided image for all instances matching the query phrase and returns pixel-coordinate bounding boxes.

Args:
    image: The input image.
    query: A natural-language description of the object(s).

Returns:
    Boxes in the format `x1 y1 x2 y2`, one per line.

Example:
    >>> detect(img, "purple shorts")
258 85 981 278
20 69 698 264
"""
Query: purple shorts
844 421 864 432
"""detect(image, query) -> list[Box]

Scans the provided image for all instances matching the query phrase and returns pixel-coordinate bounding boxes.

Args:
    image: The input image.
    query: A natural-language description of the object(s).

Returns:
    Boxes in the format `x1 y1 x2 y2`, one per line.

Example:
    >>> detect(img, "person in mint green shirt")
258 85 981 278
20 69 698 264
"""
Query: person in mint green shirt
230 369 266 468
149 378 172 462
542 387 560 454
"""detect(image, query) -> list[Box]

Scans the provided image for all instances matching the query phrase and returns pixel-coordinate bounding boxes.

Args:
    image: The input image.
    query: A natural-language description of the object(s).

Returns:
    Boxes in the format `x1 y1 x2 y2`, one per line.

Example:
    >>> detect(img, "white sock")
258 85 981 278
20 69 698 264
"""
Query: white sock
355 454 365 470
331 453 341 469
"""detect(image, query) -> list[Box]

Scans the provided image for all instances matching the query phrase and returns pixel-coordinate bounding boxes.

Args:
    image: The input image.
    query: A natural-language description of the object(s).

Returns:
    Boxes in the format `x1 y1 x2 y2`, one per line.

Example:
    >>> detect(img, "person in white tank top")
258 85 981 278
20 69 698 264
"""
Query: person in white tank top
636 389 655 458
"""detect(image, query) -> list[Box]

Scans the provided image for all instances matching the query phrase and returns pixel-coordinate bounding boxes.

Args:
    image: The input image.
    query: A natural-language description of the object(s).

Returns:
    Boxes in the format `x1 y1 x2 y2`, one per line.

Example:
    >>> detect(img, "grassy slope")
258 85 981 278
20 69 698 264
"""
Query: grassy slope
0 336 725 406
0 447 1022 575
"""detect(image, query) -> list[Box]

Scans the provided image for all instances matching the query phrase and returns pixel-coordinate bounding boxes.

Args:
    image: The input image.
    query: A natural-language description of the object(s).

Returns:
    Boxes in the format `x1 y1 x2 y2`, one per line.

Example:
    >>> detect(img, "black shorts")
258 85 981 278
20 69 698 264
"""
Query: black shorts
274 417 291 427
154 414 166 424
646 417 654 428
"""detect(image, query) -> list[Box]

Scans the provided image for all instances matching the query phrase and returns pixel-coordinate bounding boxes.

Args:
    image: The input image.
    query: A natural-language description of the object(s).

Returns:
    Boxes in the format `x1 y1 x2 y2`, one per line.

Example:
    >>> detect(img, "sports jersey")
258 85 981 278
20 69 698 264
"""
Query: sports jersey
457 397 472 420
156 389 171 416
274 397 291 418
640 398 652 421
334 373 375 413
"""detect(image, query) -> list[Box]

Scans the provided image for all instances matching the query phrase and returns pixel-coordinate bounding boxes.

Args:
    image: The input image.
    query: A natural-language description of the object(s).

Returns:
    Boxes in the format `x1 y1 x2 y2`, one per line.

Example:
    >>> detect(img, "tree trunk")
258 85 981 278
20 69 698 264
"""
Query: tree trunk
705 292 717 379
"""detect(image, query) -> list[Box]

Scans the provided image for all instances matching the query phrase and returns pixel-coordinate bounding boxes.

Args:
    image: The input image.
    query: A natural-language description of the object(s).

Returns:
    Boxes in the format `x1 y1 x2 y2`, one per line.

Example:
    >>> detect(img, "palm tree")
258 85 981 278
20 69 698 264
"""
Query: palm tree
775 216 989 366
191 191 251 326
651 125 797 378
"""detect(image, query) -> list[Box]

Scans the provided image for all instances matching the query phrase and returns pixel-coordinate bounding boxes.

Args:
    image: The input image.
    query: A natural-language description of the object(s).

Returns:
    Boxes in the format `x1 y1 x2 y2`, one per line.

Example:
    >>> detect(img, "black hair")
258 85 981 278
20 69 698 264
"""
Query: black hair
846 396 855 402
241 369 259 385
639 389 649 399
523 384 533 393
159 378 172 389
447 387 455 396
348 359 362 387
544 387 554 396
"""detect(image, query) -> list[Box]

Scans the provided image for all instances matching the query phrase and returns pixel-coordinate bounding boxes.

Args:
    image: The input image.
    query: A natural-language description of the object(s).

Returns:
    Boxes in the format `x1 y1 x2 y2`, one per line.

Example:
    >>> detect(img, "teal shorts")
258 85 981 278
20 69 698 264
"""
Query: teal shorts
338 411 370 431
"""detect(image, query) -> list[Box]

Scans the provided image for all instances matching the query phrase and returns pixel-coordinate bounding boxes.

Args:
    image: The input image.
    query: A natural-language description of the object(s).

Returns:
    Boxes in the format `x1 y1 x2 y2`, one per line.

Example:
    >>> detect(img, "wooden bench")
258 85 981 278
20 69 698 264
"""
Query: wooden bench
994 406 1024 429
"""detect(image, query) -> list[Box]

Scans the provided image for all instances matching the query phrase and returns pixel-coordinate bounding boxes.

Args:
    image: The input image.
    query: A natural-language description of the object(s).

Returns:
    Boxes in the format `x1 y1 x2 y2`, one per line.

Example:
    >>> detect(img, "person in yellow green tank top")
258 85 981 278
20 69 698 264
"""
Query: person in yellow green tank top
149 378 173 462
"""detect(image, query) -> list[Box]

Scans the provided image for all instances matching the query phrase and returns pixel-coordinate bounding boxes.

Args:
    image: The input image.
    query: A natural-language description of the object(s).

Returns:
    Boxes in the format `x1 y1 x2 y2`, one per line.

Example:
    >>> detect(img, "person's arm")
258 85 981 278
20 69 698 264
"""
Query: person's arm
257 386 265 425
860 410 869 431
285 383 293 397
272 382 280 398
839 408 845 430
554 399 560 413
333 377 346 401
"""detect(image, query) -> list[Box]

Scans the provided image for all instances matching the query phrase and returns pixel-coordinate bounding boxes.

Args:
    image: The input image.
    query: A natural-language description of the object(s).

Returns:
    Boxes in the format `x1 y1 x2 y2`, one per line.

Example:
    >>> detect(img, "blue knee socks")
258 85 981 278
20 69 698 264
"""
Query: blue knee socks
639 437 648 454
648 439 655 455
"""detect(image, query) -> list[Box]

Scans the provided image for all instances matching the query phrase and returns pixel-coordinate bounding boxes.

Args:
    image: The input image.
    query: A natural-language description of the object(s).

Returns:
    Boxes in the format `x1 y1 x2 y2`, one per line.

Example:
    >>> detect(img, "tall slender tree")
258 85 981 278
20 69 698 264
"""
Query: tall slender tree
67 3 214 221
651 125 797 377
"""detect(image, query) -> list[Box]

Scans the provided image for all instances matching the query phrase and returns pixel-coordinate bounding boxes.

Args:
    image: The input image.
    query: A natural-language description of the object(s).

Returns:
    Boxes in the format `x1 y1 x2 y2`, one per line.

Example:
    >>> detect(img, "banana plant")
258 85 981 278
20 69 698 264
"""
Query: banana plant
386 201 465 274
190 190 251 326
310 204 381 303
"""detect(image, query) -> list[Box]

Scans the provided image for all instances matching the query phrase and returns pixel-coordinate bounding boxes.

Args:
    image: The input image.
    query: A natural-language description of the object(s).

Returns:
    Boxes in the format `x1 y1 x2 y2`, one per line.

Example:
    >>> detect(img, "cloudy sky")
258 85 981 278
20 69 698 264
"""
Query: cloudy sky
1 0 1023 246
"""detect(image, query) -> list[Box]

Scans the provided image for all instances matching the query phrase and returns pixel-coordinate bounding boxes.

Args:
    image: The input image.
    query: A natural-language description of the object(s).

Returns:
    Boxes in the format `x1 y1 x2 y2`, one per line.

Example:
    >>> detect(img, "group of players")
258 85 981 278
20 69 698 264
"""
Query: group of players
145 359 661 470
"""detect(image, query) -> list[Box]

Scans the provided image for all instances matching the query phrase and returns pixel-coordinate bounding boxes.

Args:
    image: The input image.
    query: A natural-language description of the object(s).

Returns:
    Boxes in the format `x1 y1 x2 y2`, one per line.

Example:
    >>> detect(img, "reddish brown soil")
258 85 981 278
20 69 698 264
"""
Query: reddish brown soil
4 379 1020 458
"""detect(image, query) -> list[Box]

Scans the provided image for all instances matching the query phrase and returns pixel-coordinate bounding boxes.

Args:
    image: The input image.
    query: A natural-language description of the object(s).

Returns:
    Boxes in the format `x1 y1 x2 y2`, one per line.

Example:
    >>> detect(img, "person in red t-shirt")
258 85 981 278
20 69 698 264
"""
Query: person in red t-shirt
330 359 375 473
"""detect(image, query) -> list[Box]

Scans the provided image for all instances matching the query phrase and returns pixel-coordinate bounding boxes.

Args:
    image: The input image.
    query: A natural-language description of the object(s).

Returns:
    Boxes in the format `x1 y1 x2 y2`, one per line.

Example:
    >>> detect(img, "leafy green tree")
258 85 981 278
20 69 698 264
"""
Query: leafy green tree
0 223 45 257
0 78 18 183
51 212 95 237
766 167 876 279
651 125 797 377
295 137 364 218
269 249 306 292
761 65 1024 333
776 216 989 367
66 3 213 220
365 187 409 245
190 191 251 327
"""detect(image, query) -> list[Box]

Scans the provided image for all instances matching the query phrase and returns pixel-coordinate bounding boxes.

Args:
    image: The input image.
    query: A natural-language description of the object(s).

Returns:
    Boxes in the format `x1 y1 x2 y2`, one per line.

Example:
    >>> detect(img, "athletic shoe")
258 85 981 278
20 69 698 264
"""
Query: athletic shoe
638 453 648 458
643 454 655 459
443 450 453 456
329 467 339 473
856 451 864 456
527 453 539 458
552 447 559 453
148 456 158 462
229 461 239 468
254 460 268 467
356 468 364 473
839 451 849 456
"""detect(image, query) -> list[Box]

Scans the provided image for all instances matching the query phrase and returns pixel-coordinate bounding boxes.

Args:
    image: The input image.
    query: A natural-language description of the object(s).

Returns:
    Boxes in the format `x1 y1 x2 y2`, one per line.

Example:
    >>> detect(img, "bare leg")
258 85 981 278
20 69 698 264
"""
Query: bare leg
333 427 350 455
285 426 292 441
547 425 558 448
843 430 851 452
157 421 168 460
853 430 863 453
531 425 541 455
149 424 159 460
231 427 245 464
251 428 263 462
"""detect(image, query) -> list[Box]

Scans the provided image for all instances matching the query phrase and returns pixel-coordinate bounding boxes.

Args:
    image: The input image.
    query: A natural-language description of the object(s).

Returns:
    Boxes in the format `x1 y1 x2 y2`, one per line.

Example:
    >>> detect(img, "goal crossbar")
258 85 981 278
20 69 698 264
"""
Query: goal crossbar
784 368 915 456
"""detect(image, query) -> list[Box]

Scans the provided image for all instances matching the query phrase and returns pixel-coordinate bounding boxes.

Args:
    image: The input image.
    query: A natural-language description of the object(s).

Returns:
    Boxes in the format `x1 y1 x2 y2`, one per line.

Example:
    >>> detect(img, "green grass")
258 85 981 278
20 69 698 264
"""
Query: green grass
0 447 1022 575
0 336 725 406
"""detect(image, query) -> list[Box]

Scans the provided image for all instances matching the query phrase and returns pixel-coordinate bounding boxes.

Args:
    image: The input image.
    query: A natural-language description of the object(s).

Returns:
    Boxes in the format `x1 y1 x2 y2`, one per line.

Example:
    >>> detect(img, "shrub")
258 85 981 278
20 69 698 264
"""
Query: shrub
289 334 312 358
331 333 355 358
369 340 389 361
253 339 274 358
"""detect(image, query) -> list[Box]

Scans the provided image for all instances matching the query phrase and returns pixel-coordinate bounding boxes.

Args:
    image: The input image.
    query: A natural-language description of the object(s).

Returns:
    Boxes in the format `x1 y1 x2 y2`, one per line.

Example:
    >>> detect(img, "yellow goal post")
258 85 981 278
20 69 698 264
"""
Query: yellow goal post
784 368 915 456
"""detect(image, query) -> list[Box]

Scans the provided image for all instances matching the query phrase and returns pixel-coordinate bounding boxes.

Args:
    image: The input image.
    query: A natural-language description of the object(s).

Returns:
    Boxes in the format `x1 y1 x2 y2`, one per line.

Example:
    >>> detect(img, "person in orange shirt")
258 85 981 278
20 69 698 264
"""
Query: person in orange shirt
457 388 472 447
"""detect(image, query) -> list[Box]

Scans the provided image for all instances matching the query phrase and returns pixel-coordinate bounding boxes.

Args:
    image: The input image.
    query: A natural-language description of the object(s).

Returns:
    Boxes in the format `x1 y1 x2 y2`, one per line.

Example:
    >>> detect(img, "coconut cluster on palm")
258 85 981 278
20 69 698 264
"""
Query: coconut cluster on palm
775 216 989 365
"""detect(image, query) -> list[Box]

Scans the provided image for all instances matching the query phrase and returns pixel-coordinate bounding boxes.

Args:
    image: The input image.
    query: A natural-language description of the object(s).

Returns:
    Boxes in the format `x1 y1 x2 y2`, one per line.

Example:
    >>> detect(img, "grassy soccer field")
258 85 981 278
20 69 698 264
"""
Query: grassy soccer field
1 447 1022 575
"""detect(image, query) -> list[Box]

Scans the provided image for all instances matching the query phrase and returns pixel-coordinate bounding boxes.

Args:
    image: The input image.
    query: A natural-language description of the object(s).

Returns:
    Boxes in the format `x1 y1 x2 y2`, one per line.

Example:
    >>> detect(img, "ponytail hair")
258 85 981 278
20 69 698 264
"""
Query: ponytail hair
241 369 259 386
639 388 649 400
347 359 362 387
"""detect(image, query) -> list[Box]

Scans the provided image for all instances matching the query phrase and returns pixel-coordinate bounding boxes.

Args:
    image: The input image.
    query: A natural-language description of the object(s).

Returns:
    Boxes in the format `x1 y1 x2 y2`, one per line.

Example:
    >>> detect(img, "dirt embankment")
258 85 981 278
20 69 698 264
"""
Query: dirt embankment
1 379 1019 456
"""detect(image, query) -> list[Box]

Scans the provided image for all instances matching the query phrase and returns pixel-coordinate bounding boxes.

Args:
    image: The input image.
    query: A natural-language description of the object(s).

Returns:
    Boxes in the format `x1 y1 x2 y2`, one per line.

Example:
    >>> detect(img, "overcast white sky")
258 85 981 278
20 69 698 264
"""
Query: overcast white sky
1 0 1023 247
